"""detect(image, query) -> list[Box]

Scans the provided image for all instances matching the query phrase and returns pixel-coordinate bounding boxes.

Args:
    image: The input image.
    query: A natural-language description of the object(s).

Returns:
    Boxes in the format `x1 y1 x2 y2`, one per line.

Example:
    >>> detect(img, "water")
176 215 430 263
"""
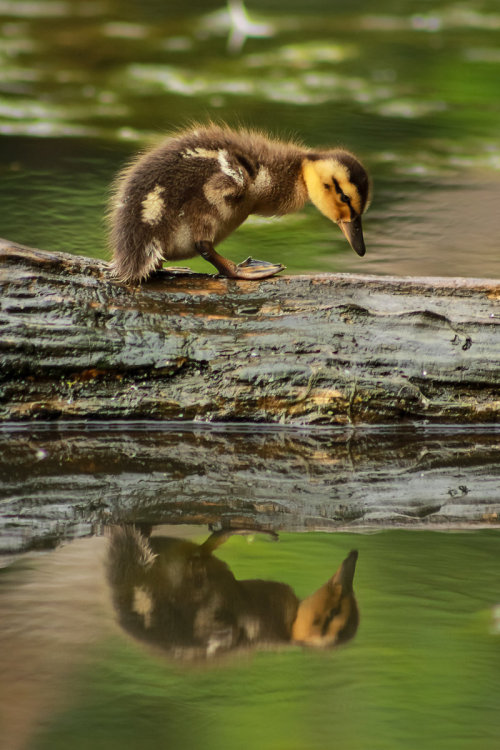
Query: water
0 0 499 277
1 526 499 750
0 423 499 749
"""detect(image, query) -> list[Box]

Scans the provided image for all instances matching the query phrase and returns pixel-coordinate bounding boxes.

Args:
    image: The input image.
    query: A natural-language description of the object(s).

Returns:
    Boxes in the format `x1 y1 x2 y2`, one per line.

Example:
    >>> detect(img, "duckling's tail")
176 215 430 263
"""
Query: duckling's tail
107 525 156 607
108 201 164 284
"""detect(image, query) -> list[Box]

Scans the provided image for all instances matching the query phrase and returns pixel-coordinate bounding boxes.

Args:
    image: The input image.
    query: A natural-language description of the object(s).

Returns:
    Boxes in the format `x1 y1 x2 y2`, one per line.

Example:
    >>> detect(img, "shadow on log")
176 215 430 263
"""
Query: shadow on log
0 238 499 423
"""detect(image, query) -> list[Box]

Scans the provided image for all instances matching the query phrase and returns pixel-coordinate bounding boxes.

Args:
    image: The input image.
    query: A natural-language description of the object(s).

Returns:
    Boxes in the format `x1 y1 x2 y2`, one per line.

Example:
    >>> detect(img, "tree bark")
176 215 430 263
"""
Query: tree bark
1 238 499 423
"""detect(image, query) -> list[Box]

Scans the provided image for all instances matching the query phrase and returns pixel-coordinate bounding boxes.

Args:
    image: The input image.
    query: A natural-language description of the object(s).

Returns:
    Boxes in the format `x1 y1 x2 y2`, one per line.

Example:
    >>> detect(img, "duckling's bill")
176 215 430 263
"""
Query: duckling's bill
338 216 366 257
336 549 358 591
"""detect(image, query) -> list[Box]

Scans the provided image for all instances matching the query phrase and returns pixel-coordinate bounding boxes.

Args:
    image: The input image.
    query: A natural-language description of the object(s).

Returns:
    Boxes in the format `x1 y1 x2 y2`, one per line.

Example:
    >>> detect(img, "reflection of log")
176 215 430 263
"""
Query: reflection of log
1 425 498 552
1 238 499 423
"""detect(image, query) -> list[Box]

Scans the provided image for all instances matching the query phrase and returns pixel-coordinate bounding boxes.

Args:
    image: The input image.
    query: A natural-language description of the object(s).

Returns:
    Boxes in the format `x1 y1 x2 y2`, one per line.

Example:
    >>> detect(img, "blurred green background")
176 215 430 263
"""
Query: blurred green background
0 0 499 277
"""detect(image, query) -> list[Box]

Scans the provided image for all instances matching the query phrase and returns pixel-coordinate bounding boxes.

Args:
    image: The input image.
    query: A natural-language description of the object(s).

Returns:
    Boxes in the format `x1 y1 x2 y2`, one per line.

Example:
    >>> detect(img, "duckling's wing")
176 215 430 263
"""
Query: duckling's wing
179 145 252 199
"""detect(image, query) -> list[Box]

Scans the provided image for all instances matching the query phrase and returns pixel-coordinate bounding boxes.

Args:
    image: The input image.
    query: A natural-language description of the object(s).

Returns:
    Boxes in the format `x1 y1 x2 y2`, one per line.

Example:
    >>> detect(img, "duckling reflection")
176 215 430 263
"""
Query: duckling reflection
107 526 359 659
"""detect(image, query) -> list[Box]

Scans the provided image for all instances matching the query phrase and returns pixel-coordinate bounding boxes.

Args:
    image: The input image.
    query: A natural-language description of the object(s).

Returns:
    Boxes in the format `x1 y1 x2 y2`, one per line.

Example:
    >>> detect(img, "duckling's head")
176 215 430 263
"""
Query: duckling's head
302 151 371 256
291 549 359 648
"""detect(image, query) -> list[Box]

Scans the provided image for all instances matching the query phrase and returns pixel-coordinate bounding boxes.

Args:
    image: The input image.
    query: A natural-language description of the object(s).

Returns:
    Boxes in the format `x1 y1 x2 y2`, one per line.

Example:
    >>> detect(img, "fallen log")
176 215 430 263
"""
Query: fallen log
1 423 498 553
0 238 499 423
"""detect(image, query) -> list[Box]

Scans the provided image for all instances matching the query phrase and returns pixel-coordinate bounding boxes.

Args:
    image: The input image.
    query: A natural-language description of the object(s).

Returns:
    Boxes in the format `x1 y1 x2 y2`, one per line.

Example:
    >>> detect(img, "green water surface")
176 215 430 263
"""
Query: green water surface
18 529 499 750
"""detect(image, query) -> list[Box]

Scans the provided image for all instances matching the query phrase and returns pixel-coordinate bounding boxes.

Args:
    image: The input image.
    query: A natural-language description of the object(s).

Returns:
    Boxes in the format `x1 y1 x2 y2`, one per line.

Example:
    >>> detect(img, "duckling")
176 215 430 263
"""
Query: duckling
109 124 371 283
107 525 359 660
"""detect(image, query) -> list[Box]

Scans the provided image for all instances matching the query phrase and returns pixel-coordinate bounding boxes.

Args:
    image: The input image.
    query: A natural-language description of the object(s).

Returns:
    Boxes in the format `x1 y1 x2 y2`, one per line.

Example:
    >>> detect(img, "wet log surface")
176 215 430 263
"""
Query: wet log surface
1 423 499 553
1 238 499 424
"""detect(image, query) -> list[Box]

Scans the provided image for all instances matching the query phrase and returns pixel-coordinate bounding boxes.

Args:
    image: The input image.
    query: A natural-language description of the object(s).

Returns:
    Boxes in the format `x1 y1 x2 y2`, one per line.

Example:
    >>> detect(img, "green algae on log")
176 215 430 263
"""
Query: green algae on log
0 238 499 424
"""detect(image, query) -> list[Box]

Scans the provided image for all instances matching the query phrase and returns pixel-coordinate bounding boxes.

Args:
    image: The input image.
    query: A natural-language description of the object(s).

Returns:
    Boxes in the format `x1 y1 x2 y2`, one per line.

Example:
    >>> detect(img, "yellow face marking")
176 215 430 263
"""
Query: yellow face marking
302 158 363 222
141 184 165 225
291 551 358 647
292 580 343 645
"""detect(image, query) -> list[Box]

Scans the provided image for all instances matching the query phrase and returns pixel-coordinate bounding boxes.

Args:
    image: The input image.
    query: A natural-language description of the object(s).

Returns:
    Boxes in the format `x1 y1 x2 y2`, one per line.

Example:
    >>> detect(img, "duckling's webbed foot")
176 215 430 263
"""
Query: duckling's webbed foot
195 241 285 280
236 257 286 278
151 265 194 277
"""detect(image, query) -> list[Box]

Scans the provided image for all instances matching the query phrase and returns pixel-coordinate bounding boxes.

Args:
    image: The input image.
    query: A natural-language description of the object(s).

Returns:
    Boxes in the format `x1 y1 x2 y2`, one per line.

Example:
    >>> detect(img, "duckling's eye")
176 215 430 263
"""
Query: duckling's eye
321 606 341 635
323 183 331 190
340 194 350 204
